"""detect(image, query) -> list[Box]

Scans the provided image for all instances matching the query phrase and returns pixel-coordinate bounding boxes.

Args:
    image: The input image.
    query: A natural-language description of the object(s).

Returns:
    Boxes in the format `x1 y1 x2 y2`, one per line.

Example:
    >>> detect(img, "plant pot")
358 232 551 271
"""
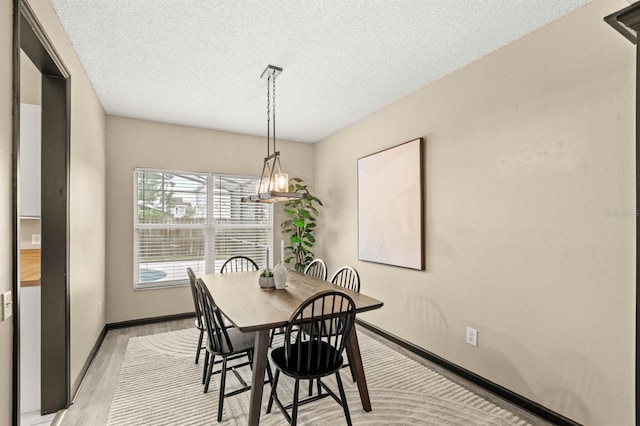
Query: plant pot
259 276 275 289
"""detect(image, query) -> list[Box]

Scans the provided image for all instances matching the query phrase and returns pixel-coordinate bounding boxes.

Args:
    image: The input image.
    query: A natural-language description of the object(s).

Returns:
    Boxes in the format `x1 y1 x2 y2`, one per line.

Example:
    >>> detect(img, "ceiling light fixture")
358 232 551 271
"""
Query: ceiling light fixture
242 65 306 203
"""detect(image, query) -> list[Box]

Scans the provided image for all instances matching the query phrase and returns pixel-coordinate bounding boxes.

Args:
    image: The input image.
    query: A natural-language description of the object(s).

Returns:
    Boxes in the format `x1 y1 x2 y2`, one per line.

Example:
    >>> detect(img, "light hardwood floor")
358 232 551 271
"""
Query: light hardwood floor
57 319 195 426
57 319 552 426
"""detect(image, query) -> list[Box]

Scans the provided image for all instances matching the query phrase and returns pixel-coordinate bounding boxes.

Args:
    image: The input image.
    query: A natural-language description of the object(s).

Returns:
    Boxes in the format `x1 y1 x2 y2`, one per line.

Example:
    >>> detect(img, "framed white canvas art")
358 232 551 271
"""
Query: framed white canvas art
357 138 424 270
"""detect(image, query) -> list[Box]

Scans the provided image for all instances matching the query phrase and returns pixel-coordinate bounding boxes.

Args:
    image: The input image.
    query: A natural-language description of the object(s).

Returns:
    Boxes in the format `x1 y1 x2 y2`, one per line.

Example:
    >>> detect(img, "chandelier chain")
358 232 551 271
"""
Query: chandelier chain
266 71 271 157
272 69 276 152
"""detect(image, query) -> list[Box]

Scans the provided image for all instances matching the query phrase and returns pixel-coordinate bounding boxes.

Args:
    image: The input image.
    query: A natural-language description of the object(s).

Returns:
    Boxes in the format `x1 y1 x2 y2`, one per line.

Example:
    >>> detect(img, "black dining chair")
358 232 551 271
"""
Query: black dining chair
303 265 361 396
187 267 206 364
197 278 272 422
269 258 328 347
330 266 360 293
267 290 357 426
330 266 361 382
269 258 327 346
303 258 327 281
220 255 259 273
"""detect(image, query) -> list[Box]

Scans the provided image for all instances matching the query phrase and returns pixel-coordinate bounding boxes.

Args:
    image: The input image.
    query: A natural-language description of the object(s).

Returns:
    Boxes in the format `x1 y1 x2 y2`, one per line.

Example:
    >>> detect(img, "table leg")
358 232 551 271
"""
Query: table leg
248 330 270 426
344 325 372 411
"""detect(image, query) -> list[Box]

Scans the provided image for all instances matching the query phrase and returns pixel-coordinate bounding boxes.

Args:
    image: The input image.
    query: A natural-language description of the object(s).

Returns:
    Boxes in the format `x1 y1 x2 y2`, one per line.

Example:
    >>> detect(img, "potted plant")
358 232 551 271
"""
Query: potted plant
259 268 274 288
281 178 324 272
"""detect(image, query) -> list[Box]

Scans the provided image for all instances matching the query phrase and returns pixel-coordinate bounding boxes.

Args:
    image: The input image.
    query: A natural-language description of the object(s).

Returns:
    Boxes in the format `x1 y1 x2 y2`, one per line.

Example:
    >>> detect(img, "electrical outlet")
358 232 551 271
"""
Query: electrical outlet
466 327 478 347
32 234 41 245
2 291 13 321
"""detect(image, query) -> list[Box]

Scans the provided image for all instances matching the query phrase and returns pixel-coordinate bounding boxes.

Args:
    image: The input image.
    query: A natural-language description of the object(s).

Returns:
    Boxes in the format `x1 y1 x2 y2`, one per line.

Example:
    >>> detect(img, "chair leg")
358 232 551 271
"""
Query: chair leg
217 357 228 422
202 351 210 385
195 329 204 364
267 369 280 414
291 379 300 426
307 377 321 396
265 360 273 385
204 353 215 393
335 371 352 426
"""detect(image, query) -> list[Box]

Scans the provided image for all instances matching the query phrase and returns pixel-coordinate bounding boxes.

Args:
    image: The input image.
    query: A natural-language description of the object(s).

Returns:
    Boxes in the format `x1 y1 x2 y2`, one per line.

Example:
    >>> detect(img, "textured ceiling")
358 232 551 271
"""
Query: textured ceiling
51 0 591 143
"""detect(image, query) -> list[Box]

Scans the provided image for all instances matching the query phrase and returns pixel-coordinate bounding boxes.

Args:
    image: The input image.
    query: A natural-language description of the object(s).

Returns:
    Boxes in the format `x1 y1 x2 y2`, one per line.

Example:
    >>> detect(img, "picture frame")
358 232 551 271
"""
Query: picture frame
357 138 424 270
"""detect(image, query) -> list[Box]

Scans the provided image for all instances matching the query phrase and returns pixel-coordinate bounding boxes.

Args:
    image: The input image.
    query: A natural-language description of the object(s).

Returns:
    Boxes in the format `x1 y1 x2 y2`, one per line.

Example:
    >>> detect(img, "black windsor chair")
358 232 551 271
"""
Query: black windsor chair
187 267 206 364
267 290 357 426
220 255 259 273
197 278 272 422
303 258 327 280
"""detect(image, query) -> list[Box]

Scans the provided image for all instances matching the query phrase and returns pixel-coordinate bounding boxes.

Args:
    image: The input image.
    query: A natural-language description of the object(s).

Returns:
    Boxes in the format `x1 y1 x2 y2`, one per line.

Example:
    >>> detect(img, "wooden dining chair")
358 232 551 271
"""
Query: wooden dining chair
220 255 259 273
267 290 356 426
330 266 360 293
187 267 206 365
198 278 272 422
303 258 327 280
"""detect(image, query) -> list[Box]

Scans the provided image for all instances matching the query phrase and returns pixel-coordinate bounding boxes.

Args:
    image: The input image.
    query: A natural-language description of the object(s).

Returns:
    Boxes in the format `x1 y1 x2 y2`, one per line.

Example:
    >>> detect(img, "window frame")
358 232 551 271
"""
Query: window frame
133 167 273 290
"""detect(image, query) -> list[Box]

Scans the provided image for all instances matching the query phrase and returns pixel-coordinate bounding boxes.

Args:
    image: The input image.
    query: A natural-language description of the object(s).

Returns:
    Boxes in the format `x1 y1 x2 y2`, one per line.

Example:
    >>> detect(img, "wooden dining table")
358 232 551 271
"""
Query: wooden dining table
200 270 384 426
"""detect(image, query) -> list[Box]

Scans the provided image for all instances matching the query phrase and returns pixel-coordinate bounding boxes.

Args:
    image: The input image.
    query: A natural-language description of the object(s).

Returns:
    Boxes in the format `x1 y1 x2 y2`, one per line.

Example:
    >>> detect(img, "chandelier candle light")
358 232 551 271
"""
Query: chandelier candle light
242 65 306 203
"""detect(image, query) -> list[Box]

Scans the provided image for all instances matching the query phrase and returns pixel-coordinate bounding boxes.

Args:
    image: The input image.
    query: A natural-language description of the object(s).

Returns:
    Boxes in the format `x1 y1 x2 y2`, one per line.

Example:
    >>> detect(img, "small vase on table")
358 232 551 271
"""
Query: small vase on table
273 261 288 289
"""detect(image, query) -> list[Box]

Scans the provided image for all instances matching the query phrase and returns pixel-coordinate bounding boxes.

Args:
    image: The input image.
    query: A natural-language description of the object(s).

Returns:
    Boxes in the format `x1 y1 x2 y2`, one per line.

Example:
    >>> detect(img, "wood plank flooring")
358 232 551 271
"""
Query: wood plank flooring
57 319 551 426
58 319 194 426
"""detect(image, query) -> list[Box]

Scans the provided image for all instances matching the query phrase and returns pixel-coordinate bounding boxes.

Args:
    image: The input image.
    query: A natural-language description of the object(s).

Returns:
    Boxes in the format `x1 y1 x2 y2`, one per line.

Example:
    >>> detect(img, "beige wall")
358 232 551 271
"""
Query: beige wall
105 115 314 323
314 1 635 425
1 1 15 423
0 0 633 423
20 51 41 106
22 0 107 394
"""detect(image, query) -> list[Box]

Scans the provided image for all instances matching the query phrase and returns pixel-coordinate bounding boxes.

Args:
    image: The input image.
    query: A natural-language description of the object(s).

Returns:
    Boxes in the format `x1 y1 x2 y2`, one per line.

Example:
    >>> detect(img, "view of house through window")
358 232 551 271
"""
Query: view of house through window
134 168 273 289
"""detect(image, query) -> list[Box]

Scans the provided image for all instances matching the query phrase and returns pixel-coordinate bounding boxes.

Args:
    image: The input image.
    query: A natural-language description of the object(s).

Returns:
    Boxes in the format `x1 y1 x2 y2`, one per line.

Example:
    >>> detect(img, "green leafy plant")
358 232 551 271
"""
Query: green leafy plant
260 269 273 277
281 178 324 272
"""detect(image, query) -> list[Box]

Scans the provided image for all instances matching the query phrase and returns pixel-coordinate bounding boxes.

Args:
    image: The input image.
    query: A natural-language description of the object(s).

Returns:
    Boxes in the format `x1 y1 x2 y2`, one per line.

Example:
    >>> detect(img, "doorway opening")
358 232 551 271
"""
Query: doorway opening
18 50 45 425
13 0 71 424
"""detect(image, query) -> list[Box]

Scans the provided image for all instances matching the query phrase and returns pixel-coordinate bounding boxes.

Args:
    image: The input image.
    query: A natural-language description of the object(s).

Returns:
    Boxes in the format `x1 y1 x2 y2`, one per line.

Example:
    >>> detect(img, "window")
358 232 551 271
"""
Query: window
134 168 273 289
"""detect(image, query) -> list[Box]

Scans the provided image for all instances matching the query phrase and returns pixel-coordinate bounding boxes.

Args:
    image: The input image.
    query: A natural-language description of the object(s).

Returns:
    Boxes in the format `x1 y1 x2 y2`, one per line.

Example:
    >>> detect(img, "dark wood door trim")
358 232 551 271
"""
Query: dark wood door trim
19 1 69 78
39 74 70 414
605 3 640 44
11 0 20 424
13 0 71 422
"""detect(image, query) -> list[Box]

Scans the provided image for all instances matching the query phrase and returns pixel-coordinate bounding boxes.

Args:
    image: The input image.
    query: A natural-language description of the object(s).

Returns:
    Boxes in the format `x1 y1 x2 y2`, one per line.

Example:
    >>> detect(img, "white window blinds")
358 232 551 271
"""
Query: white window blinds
134 169 273 289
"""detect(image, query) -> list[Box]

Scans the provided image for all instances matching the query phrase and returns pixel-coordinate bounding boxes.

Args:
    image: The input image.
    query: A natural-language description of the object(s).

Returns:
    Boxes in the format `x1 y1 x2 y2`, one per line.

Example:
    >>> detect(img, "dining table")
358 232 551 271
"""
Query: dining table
200 269 384 426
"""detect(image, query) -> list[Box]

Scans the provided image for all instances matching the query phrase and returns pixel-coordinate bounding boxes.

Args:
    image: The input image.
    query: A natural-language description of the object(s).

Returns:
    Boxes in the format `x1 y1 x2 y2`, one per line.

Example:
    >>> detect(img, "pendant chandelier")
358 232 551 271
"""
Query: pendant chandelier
242 65 306 203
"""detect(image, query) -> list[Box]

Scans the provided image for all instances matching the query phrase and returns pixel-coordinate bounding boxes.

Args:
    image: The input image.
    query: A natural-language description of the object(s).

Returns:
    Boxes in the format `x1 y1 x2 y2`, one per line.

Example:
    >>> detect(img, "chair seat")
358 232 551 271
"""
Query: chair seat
270 340 343 379
209 328 256 356
222 314 234 328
